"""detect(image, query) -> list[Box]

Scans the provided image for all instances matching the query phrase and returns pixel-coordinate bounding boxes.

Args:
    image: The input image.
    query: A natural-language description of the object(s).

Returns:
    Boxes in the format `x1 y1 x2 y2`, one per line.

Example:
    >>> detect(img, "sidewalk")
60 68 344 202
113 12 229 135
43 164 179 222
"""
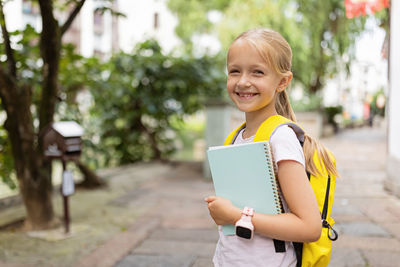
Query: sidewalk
325 127 400 267
0 125 399 267
77 161 217 267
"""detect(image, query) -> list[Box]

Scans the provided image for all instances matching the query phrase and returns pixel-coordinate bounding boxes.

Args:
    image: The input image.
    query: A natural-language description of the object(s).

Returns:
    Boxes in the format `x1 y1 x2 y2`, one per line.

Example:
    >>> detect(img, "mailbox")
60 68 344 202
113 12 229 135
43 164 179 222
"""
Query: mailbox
42 121 84 160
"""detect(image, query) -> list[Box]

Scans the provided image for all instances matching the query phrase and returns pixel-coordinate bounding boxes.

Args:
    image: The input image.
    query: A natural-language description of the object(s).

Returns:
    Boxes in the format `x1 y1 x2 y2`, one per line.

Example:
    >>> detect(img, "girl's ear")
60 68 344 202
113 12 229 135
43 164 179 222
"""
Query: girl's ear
278 72 293 91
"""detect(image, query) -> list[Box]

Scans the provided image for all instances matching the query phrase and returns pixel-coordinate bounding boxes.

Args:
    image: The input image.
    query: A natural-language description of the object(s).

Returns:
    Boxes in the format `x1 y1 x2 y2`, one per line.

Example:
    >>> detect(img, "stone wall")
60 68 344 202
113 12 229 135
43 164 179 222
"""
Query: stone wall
295 112 323 138
203 101 244 178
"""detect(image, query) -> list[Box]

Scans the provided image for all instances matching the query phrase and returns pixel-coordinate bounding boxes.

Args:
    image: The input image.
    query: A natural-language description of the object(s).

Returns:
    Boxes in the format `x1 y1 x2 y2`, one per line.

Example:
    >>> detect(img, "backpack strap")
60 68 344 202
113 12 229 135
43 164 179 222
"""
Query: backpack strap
254 115 305 145
224 123 246 145
293 242 303 267
321 175 338 241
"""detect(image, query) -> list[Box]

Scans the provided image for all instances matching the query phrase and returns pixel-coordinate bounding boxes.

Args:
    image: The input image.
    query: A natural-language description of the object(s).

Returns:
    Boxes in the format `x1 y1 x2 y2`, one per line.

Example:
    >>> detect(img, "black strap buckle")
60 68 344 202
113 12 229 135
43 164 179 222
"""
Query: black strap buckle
322 219 338 241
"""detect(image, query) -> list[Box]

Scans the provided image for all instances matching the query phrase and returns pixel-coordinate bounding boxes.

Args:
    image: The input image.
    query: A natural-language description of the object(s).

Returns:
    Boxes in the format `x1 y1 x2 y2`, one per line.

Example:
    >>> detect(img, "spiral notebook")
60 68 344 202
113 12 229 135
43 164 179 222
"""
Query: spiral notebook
207 141 283 235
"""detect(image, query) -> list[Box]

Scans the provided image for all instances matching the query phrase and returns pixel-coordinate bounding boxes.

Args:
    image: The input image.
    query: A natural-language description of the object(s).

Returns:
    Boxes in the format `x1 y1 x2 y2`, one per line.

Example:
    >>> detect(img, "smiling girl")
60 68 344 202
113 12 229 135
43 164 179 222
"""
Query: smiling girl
205 28 337 267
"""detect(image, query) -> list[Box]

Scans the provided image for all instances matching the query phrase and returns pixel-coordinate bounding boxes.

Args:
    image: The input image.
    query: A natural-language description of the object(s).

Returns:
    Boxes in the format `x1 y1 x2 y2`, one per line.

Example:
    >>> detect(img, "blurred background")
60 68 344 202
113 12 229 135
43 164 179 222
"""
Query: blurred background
0 0 390 195
0 0 398 266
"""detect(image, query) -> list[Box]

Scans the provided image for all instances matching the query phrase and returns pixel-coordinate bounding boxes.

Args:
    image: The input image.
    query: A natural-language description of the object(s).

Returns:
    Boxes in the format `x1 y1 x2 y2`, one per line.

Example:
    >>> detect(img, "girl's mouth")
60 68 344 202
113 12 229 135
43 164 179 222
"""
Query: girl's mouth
236 92 259 99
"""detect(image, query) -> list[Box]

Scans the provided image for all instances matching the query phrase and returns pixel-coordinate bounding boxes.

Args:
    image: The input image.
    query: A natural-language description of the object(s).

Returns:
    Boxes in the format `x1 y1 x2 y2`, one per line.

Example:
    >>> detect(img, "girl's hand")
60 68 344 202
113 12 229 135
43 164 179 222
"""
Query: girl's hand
205 196 241 226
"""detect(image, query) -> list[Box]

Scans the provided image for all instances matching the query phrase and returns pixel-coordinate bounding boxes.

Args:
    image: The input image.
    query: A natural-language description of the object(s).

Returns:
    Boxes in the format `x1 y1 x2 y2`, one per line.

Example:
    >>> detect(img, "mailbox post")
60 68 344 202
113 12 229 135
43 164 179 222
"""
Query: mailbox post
42 121 83 234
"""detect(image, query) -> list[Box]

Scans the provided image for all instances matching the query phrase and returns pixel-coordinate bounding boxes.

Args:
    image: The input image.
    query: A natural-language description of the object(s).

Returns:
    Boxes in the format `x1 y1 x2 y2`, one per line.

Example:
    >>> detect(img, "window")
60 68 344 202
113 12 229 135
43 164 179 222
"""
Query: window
154 12 159 29
93 10 104 34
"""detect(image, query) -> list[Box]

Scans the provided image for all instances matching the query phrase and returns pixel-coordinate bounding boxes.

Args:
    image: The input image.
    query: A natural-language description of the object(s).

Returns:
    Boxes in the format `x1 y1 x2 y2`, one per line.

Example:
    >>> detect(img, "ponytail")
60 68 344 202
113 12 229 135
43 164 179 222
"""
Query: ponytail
276 91 339 177
275 90 296 121
303 135 339 177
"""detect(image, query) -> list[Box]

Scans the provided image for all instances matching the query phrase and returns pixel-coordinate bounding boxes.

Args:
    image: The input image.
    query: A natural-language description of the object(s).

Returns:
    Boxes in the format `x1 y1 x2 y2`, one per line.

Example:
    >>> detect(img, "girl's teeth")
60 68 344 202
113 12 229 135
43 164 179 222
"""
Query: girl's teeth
239 93 254 97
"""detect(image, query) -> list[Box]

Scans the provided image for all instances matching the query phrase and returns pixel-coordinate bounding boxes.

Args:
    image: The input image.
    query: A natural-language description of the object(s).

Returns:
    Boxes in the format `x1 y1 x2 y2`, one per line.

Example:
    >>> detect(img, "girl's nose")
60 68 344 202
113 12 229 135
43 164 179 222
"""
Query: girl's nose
237 74 251 88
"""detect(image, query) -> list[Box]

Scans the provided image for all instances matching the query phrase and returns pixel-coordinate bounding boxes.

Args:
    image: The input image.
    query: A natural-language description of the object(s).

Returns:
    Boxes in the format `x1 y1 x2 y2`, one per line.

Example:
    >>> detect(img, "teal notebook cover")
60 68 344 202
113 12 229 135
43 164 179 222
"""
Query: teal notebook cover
207 141 283 235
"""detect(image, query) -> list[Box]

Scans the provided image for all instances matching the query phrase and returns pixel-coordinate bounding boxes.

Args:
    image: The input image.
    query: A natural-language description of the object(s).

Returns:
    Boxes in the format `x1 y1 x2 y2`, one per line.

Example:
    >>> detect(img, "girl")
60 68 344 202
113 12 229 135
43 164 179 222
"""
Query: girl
205 28 338 266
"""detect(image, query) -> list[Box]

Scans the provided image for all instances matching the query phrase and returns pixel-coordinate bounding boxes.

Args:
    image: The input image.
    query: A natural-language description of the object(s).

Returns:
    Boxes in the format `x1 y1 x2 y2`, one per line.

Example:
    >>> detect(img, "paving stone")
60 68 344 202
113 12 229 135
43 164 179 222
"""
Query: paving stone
115 254 195 267
356 199 400 223
329 247 366 267
361 250 400 267
191 257 214 267
336 222 391 237
153 199 215 229
332 198 362 215
382 223 400 239
332 200 369 223
334 185 388 198
133 240 216 258
335 235 400 252
336 127 386 141
336 170 386 182
110 188 150 206
333 213 370 223
77 215 161 267
387 203 400 220
332 200 364 216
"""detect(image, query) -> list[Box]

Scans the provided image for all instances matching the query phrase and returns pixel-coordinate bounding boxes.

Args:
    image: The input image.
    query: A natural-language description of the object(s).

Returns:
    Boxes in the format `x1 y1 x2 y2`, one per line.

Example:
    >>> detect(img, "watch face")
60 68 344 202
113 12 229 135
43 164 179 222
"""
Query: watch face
236 226 252 239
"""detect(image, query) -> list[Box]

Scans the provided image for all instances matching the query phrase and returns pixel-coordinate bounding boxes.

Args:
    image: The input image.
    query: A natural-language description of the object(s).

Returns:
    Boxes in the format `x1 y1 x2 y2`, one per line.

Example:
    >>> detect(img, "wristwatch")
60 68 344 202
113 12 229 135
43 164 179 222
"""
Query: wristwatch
235 207 254 239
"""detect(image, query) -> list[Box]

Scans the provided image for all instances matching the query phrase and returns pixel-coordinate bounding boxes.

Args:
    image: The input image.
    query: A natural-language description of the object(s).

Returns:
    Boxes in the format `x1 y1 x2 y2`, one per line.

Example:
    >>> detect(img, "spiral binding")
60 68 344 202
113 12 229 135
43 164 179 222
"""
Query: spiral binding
265 142 283 214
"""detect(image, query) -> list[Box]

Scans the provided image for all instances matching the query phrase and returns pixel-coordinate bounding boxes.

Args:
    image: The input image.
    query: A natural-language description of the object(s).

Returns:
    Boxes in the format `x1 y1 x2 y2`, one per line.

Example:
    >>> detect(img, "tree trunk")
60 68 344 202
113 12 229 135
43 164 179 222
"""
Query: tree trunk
19 165 58 230
138 119 163 161
309 74 322 93
2 85 57 230
74 160 106 189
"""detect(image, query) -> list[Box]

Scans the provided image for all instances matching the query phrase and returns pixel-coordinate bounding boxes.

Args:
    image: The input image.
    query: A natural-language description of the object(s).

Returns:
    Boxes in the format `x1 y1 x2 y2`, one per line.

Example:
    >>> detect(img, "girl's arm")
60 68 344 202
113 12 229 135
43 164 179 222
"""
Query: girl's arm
206 160 322 243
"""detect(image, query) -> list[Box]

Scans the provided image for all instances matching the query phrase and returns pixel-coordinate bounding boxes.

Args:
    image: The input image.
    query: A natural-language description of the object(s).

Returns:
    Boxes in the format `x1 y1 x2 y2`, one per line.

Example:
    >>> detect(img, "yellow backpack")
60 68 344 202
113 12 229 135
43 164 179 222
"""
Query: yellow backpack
224 115 338 267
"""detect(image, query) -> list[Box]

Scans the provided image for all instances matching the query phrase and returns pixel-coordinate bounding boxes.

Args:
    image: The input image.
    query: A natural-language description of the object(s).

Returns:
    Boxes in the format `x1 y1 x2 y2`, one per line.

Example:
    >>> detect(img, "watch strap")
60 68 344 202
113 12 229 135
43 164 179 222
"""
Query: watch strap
242 207 254 217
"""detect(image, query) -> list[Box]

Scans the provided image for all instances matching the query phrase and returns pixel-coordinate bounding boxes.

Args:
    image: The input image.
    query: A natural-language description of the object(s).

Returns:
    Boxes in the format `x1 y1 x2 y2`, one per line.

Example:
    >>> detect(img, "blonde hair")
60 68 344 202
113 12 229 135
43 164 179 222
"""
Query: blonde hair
234 28 338 177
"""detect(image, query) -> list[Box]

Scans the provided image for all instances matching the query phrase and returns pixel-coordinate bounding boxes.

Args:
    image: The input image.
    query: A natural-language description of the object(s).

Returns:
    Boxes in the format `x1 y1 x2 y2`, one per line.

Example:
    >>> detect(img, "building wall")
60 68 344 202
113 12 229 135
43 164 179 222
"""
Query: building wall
3 0 117 58
4 0 179 56
386 1 400 197
117 0 180 53
3 0 24 31
4 0 42 32
78 0 115 58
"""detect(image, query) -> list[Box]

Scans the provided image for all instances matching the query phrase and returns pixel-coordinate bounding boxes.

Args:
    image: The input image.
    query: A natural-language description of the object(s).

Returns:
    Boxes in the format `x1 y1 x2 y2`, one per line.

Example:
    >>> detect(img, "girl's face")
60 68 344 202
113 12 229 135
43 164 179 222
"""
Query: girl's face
227 39 283 118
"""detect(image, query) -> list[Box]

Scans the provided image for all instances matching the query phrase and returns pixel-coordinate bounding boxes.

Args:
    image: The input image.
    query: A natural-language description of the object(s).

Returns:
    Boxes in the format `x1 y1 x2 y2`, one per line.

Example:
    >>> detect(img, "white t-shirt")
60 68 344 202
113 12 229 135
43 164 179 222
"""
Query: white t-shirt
213 125 305 267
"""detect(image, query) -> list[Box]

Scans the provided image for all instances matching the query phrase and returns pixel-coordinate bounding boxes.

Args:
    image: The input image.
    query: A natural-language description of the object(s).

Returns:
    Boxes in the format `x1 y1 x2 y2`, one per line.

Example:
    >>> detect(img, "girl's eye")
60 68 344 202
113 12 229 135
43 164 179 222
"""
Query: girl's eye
229 69 239 74
254 70 264 75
